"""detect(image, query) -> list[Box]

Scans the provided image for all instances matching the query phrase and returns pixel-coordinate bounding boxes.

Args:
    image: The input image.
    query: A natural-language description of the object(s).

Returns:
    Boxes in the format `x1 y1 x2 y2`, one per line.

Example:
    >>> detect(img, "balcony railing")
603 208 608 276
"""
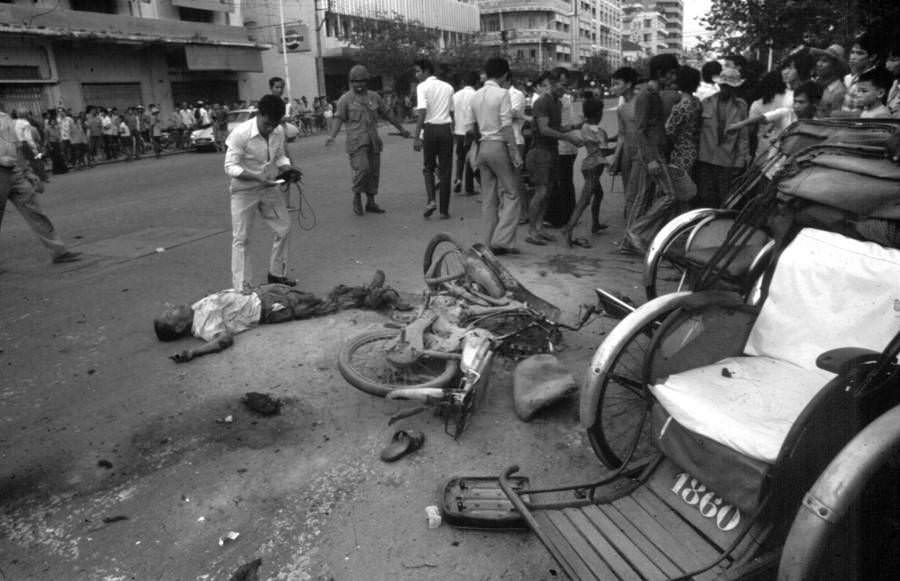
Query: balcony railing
477 0 574 16
0 3 259 47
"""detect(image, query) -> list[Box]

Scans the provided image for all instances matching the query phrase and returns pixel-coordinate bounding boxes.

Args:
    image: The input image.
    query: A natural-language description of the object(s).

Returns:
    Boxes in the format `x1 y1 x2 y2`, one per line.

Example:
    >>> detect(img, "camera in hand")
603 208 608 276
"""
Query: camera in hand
276 167 303 183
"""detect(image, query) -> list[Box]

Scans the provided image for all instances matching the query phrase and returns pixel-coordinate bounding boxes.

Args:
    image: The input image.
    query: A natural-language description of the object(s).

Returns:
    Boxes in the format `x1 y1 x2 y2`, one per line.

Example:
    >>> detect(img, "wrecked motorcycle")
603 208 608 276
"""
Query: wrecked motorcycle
337 234 596 438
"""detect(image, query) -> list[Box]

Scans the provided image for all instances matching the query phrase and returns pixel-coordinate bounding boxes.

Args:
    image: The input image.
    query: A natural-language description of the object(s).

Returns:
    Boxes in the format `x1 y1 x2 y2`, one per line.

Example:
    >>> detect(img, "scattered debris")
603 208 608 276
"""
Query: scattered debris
101 515 129 524
721 367 734 378
228 557 262 581
215 414 234 424
97 459 113 469
218 531 240 546
155 247 165 253
240 392 282 416
426 505 442 529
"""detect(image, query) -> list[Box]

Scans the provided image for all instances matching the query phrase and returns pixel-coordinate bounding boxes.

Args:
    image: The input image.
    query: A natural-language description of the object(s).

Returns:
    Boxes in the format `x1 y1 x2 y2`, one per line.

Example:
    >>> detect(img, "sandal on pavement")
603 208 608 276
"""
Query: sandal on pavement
537 231 557 242
524 235 547 246
380 429 425 462
570 237 592 249
52 251 82 264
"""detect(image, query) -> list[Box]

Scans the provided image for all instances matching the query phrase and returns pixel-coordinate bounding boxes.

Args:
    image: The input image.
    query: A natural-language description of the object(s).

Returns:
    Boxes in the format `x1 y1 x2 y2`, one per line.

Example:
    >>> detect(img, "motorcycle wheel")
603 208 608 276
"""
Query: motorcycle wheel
586 318 658 469
338 329 459 398
423 233 466 281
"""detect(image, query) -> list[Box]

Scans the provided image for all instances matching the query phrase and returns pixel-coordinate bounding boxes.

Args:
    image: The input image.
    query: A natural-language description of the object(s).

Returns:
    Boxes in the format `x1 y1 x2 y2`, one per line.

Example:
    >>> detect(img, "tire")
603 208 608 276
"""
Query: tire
423 233 466 277
338 329 458 398
586 318 658 469
645 222 696 301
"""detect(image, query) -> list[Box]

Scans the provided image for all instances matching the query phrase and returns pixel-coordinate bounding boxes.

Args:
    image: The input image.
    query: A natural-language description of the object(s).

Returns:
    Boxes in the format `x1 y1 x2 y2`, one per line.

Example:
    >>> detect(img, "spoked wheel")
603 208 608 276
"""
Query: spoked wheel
423 233 467 288
644 223 695 300
338 329 458 398
586 318 659 469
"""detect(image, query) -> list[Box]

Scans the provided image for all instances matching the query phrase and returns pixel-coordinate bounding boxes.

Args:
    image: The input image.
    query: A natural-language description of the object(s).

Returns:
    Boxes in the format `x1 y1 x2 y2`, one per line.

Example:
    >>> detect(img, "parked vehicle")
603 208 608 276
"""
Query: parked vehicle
494 119 900 580
189 108 298 151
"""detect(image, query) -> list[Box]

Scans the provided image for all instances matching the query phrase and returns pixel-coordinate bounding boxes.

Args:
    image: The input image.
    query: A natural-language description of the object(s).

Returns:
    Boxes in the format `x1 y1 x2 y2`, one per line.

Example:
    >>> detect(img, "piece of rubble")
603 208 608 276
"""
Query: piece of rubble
240 392 281 416
513 354 577 421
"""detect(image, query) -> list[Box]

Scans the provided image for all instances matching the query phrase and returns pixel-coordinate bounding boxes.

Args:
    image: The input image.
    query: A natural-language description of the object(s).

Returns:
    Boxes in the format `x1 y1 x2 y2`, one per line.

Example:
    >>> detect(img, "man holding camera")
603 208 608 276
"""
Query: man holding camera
224 94 298 290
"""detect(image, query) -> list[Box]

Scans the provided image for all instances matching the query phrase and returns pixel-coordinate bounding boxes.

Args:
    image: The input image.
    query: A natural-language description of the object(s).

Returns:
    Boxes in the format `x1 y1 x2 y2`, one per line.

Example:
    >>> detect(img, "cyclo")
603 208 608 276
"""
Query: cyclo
497 119 900 580
338 234 597 438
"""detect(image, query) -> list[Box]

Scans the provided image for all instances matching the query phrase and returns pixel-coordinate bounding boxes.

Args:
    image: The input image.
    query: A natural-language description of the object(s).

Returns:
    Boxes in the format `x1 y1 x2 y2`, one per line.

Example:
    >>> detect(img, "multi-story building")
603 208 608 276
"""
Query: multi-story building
0 0 266 118
655 0 683 56
622 3 668 57
471 0 623 73
242 0 480 103
622 0 682 57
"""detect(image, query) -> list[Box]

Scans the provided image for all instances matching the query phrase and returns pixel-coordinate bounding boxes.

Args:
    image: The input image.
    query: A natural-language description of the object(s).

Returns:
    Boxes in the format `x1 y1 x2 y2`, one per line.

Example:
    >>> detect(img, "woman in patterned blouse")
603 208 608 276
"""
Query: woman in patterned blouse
665 65 702 176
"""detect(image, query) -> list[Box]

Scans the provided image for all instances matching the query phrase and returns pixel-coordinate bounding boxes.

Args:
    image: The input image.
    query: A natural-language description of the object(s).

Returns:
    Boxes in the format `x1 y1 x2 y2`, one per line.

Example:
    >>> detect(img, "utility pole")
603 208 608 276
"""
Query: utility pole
278 0 292 101
313 0 327 98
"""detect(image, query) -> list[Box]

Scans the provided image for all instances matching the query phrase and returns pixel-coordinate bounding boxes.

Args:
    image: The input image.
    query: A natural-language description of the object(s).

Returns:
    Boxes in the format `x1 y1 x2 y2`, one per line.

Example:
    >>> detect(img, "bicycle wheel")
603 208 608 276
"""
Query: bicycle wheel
422 232 466 280
644 221 696 300
586 319 658 469
338 329 458 398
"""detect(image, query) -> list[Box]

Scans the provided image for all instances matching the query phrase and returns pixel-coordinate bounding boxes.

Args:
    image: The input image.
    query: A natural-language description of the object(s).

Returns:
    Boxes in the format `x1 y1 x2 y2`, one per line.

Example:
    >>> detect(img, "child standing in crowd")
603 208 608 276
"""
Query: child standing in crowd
562 98 609 248
856 68 894 118
117 115 132 160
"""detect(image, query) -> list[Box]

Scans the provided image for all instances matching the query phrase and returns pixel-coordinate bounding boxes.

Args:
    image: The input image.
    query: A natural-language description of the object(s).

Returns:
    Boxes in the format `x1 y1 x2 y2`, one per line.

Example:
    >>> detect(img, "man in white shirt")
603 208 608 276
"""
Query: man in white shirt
452 72 478 195
469 57 522 254
508 78 529 223
223 95 295 290
412 59 455 219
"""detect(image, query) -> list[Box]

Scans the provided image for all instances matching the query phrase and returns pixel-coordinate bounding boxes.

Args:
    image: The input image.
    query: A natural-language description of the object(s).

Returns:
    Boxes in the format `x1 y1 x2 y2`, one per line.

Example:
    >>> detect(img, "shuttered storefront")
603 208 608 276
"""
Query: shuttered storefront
0 85 45 117
81 83 142 112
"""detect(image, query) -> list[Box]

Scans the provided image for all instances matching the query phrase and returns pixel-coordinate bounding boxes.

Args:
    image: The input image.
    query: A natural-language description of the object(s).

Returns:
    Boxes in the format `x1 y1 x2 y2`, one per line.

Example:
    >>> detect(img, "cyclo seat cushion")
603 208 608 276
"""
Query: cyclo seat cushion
652 228 900 464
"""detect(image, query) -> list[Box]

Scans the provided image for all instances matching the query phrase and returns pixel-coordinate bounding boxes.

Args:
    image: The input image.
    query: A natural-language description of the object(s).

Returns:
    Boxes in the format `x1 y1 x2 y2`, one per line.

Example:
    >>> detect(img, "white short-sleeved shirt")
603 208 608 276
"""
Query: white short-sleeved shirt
416 76 454 124
452 86 476 135
508 86 526 146
191 290 262 342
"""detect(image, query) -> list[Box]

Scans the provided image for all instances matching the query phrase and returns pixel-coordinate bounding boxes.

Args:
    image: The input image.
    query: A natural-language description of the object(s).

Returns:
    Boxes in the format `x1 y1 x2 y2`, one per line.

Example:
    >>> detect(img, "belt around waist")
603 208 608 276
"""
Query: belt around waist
424 122 452 126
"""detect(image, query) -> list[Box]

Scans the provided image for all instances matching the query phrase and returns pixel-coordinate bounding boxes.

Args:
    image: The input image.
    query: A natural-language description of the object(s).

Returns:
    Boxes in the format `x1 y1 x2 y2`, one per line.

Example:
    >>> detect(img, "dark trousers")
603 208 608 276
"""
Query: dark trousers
422 123 453 214
695 161 738 209
453 133 475 193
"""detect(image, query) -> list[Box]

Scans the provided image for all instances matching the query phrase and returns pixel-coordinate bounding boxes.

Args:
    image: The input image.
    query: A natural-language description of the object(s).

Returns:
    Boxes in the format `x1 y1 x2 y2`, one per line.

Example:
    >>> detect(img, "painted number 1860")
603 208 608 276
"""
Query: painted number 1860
671 472 742 532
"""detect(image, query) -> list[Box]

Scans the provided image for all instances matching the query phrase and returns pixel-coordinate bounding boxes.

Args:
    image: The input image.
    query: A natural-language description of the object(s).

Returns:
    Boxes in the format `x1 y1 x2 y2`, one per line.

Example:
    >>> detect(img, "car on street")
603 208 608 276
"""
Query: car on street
190 108 299 151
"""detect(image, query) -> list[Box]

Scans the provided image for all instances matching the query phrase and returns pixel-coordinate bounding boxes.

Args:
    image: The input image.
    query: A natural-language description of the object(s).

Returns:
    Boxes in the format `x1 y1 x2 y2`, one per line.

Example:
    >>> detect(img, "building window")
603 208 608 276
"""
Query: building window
179 8 214 23
517 49 524 59
530 49 537 58
70 0 117 13
483 15 500 32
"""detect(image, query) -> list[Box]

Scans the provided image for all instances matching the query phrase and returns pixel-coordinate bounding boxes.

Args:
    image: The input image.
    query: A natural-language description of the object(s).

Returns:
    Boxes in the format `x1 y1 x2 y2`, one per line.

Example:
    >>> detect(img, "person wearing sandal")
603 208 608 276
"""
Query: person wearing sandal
523 68 583 247
469 57 522 255
1 108 82 265
562 97 611 249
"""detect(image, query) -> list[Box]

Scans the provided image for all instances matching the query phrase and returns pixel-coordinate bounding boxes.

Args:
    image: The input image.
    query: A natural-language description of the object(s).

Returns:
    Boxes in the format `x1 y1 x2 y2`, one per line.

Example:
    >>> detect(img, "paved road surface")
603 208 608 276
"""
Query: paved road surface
0 119 648 580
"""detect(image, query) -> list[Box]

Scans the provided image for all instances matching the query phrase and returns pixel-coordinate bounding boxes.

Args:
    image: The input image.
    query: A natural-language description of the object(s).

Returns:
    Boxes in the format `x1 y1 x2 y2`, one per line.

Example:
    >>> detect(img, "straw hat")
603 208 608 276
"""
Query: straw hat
713 68 745 87
810 44 847 66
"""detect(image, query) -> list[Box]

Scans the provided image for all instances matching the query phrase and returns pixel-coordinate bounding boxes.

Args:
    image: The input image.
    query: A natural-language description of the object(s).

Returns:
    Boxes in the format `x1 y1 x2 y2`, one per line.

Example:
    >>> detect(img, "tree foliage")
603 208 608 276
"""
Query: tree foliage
345 12 440 80
699 0 900 55
581 53 614 83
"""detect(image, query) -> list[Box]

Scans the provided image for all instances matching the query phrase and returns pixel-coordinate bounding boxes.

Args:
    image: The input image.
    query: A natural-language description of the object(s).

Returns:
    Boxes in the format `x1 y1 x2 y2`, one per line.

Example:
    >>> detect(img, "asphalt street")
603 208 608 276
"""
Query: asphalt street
0 115 649 580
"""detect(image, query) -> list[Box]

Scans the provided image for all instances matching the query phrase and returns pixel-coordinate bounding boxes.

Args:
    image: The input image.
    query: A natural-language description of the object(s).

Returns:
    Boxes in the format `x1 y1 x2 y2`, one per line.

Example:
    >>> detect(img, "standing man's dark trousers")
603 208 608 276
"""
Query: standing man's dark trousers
423 123 453 216
453 133 476 194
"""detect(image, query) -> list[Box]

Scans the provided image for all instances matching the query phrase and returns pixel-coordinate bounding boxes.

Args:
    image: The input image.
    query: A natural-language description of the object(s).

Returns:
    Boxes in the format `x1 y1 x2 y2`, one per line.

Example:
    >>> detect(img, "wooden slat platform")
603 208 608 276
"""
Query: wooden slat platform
518 461 757 580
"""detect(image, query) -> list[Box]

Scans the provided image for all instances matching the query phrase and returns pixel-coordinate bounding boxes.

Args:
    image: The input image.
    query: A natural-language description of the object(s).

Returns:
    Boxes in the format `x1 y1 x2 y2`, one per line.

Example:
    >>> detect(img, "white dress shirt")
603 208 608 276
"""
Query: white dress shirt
452 85 476 135
508 85 526 146
224 117 289 193
416 75 454 124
